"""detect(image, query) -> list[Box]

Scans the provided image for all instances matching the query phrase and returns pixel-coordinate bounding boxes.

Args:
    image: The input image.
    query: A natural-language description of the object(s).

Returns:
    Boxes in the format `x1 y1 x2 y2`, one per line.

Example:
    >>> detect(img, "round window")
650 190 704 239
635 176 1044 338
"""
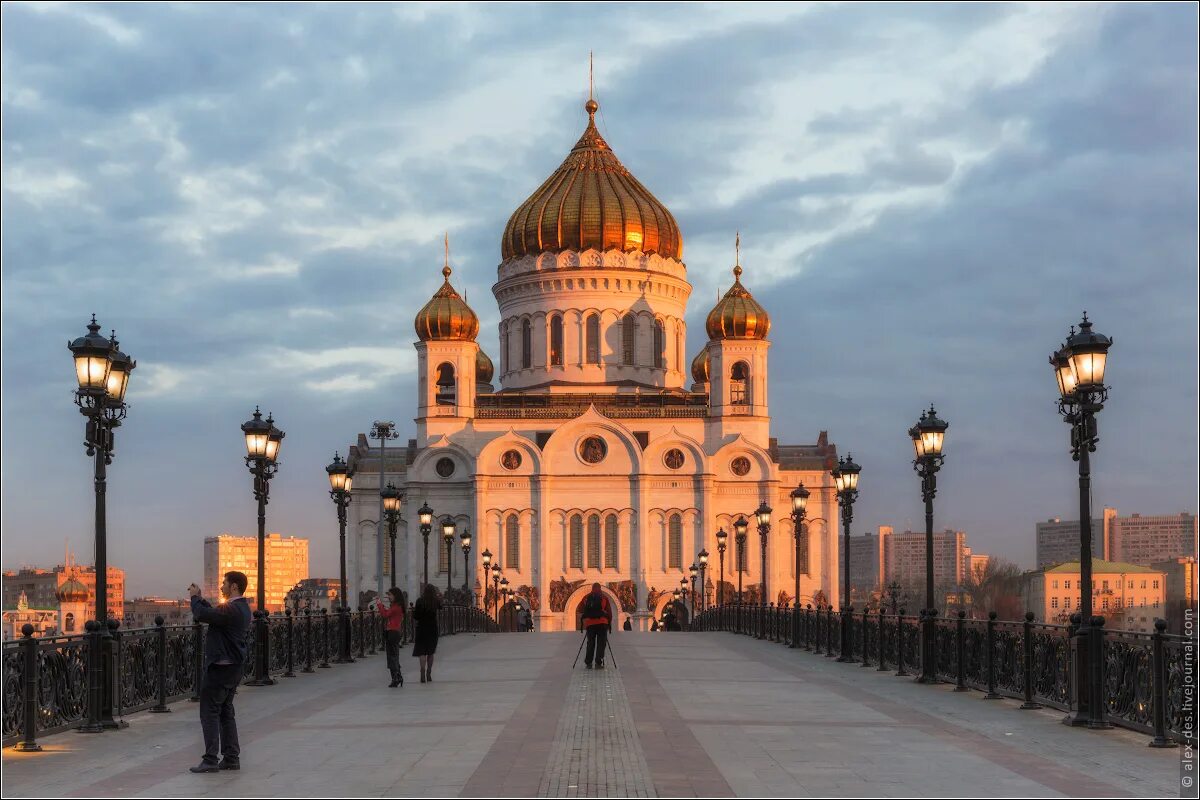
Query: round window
664 448 685 470
435 457 456 478
730 456 751 477
501 449 522 471
579 436 607 464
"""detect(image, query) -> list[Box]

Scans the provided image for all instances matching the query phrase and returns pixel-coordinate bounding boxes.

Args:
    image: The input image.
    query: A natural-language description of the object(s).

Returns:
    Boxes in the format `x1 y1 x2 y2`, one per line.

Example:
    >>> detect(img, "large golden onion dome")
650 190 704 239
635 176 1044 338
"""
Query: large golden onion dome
415 264 479 342
501 98 682 261
691 348 710 384
705 264 770 340
57 576 89 604
476 348 494 383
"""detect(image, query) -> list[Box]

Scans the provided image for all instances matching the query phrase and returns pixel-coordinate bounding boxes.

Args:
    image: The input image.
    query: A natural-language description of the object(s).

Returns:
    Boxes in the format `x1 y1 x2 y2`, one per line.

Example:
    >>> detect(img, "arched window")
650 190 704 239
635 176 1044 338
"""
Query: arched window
668 514 682 569
622 314 636 365
570 515 584 569
586 315 601 364
604 515 619 569
501 322 509 374
653 320 665 368
435 362 456 406
587 514 601 569
550 315 563 366
64 612 75 633
506 514 520 569
521 318 532 369
730 361 749 405
675 326 683 373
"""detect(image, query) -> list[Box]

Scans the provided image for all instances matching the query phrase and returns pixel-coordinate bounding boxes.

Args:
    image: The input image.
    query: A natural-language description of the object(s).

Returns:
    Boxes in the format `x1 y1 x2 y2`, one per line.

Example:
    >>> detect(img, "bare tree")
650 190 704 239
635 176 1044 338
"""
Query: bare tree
961 558 1023 619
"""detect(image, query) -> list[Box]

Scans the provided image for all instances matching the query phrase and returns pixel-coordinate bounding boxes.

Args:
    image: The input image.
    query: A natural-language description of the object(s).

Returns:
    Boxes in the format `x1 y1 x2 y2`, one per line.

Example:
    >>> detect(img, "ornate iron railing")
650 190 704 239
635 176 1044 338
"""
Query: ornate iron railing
690 604 1193 746
2 604 498 748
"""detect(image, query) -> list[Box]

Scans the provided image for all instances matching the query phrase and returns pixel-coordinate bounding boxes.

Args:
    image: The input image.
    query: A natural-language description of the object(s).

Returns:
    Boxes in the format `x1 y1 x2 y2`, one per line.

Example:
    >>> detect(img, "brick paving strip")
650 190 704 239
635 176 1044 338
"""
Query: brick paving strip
536 665 656 798
618 641 735 798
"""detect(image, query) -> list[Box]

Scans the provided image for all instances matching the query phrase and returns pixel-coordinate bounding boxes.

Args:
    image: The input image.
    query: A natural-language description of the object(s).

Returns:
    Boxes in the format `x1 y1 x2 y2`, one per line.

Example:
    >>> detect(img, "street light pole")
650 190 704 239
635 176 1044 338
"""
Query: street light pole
381 483 403 591
698 550 709 612
832 455 861 663
716 528 728 607
69 317 135 732
909 408 947 683
418 502 433 591
481 550 492 613
442 517 456 593
461 529 472 592
790 483 810 649
755 503 772 639
1051 313 1113 730
492 570 502 620
327 452 355 663
370 422 399 603
734 519 747 604
242 408 284 685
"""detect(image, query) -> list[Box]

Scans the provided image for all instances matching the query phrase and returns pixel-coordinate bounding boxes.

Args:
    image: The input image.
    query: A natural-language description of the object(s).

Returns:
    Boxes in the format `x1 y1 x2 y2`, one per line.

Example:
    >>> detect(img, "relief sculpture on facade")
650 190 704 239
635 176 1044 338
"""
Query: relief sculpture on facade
606 580 637 613
549 576 586 612
516 584 540 611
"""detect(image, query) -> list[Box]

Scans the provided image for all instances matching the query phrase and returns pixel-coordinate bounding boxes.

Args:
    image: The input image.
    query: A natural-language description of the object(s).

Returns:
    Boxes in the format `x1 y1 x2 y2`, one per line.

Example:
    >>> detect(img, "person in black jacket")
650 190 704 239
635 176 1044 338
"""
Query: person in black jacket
188 572 252 773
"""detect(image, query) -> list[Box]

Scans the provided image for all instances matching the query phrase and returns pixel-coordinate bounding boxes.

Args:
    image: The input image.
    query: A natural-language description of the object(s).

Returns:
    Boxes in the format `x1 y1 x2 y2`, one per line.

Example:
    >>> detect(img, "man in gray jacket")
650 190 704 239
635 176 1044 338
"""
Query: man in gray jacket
188 572 252 773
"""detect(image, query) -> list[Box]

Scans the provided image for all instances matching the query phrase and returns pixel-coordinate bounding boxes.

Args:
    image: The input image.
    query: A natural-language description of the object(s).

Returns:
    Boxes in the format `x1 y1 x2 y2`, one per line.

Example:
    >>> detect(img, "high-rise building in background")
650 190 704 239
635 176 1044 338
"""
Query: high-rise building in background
1108 512 1197 565
123 597 192 629
1022 559 1166 633
203 533 309 612
1152 556 1198 635
2 562 124 622
1036 514 1108 568
879 527 972 590
842 530 881 593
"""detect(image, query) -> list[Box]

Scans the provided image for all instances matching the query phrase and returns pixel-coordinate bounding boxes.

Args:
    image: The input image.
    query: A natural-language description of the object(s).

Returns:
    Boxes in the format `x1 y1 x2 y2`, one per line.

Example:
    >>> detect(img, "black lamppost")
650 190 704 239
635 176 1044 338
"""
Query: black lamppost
481 550 493 613
500 576 510 629
460 529 472 592
679 577 689 620
442 516 456 592
1050 313 1113 729
492 569 502 620
241 407 283 686
733 517 748 603
69 316 135 733
418 502 433 590
697 549 709 611
381 483 403 588
908 407 947 683
831 454 861 663
688 563 698 611
754 503 772 639
326 453 355 663
789 483 809 648
715 528 728 606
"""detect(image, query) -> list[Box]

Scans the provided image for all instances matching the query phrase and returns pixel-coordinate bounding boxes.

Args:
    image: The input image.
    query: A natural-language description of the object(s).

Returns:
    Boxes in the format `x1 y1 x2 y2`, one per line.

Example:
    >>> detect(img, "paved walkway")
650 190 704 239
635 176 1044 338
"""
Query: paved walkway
1 632 1180 798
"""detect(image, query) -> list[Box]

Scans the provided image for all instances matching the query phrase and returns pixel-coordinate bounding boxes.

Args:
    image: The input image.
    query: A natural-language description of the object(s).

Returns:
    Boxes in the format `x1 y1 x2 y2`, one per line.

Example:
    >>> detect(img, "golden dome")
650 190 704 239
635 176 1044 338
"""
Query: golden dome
691 348 710 384
501 99 682 261
415 264 479 342
705 264 770 340
57 576 89 604
476 348 494 383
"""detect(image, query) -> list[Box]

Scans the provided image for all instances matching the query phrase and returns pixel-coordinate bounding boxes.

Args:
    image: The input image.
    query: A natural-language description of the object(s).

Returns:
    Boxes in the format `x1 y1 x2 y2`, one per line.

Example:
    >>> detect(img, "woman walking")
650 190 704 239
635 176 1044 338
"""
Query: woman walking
379 588 406 688
412 584 441 683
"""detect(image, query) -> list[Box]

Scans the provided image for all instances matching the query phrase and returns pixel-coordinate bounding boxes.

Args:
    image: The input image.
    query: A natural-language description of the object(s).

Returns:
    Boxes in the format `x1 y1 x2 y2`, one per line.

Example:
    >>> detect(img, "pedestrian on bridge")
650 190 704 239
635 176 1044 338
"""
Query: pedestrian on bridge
187 572 252 774
412 584 442 683
379 587 406 688
581 583 613 669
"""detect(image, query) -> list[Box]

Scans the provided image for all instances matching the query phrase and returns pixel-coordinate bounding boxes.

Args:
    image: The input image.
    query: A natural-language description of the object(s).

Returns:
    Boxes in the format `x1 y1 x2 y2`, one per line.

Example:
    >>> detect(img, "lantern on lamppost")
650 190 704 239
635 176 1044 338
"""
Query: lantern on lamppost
481 549 493 614
381 483 403 587
831 454 860 663
1050 313 1113 729
733 516 748 604
460 529 472 593
715 528 728 607
441 517 456 592
697 549 709 611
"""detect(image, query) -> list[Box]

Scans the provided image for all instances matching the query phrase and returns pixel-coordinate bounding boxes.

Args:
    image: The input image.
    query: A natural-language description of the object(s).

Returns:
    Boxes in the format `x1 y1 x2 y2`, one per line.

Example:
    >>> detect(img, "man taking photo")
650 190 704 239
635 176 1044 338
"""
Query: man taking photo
580 583 613 669
188 572 252 773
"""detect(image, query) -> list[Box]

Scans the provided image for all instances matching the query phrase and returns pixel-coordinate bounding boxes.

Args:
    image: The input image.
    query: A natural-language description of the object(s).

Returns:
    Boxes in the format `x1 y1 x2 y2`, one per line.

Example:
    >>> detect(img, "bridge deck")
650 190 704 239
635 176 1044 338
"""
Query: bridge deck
1 632 1177 798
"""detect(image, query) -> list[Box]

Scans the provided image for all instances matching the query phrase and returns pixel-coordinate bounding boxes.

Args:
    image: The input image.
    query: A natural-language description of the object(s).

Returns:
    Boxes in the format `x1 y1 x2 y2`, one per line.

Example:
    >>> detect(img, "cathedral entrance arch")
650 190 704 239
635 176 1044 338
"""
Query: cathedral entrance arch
565 584 622 632
651 594 689 629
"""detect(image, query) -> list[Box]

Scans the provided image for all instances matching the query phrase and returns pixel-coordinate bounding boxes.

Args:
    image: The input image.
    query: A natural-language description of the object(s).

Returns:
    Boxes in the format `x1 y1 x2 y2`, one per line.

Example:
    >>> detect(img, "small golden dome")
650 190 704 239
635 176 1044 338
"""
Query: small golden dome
476 348 494 383
691 348 710 384
57 576 89 604
705 264 770 340
501 99 682 261
415 264 479 342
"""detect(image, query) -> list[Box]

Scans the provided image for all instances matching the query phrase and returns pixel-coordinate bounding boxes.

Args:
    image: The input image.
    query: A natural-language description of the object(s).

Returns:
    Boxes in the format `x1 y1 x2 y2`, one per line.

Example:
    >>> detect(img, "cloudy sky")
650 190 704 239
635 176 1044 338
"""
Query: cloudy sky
2 2 1196 598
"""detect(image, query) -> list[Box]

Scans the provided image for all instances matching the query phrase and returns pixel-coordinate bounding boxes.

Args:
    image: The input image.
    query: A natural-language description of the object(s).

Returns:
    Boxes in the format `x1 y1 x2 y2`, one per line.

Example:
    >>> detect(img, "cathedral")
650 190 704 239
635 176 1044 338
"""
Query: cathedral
344 93 841 630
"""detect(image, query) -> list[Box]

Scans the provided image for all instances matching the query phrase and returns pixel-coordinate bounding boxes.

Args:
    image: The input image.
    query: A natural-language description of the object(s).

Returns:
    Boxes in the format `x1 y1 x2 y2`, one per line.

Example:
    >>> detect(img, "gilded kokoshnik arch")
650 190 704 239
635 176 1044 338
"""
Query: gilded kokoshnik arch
343 91 842 630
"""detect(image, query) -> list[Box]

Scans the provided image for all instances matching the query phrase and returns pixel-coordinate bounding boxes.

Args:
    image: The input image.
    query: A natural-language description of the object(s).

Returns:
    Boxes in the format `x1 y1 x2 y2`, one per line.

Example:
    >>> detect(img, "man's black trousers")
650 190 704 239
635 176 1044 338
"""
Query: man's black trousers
584 624 608 666
199 663 242 764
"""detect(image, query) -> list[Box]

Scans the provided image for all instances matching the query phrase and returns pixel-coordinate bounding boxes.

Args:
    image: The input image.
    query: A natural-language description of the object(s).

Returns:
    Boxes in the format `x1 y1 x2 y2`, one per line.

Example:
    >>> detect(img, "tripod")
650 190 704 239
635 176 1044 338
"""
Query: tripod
571 627 619 670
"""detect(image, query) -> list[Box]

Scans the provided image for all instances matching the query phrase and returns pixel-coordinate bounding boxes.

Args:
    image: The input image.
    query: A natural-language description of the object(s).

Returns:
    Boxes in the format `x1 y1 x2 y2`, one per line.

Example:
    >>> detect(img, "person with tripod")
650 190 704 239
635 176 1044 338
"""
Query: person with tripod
580 583 613 669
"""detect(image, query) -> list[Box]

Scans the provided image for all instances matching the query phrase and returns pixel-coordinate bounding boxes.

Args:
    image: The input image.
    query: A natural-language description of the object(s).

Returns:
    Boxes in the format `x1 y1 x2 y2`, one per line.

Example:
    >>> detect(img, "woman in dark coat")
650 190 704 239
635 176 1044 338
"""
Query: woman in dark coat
412 584 442 683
